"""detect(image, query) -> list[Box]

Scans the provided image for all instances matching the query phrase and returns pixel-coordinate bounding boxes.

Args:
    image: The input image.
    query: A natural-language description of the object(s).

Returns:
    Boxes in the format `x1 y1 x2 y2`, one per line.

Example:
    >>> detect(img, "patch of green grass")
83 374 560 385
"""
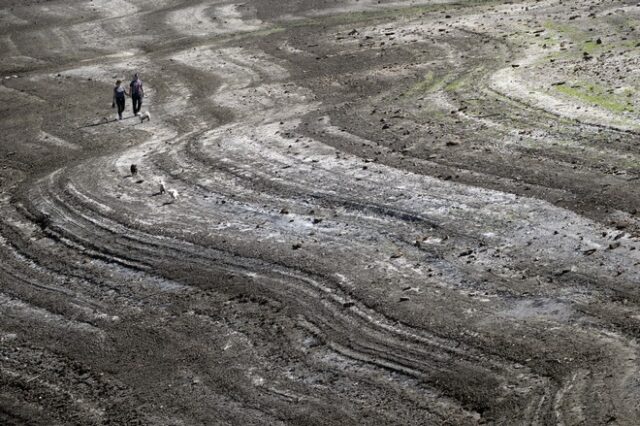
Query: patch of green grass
543 21 583 39
257 26 286 36
405 66 486 97
405 72 448 96
238 26 286 40
582 40 600 54
540 35 631 63
541 20 638 59
445 77 467 92
620 156 640 171
621 39 640 49
554 83 632 113
542 21 598 52
444 67 485 92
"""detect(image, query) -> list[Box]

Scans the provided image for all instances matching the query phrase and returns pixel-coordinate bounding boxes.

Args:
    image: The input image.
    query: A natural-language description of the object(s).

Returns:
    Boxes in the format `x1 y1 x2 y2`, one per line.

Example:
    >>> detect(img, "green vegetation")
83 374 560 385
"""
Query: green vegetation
235 26 286 41
405 72 447 95
543 21 582 38
540 21 605 59
444 67 485 92
404 66 485 97
541 20 638 58
582 40 600 54
445 76 468 92
554 83 633 113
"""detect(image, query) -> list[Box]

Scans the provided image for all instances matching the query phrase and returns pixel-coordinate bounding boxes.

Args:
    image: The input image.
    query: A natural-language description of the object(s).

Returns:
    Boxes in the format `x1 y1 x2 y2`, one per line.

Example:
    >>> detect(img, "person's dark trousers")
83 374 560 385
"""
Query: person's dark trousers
132 94 142 115
116 98 125 119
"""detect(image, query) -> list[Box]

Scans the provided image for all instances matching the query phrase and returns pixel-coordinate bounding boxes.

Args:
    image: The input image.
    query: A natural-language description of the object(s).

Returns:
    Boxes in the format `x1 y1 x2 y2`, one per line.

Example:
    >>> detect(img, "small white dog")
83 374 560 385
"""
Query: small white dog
139 111 151 123
168 189 178 200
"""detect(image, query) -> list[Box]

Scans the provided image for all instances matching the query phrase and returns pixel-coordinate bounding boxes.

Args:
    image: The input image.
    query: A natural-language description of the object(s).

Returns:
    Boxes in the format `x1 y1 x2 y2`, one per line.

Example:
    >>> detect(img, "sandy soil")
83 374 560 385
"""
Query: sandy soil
1 0 640 424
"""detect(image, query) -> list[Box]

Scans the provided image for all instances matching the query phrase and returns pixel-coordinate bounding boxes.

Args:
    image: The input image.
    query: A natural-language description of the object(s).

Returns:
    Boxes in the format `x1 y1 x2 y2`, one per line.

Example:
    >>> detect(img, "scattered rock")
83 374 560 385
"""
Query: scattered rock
613 221 629 230
34 213 51 231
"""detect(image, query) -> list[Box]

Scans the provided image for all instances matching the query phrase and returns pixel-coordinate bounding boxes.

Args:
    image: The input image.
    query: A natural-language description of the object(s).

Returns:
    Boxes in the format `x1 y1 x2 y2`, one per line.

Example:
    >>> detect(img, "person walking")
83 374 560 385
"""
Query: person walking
130 73 144 116
112 80 128 120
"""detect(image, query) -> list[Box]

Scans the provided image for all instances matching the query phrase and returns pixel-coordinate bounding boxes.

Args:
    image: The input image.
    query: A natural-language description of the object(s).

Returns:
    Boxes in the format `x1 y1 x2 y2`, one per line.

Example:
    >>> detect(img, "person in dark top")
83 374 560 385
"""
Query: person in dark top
129 73 144 116
112 80 128 120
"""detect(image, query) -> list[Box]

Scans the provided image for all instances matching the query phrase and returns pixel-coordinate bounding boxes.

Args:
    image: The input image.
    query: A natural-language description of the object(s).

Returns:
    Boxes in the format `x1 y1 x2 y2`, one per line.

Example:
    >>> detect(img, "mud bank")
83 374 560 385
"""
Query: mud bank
1 0 640 425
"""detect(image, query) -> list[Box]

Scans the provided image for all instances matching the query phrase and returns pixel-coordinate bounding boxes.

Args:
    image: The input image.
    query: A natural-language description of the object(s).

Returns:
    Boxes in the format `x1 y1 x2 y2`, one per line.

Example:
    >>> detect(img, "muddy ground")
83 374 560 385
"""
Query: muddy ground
1 0 640 424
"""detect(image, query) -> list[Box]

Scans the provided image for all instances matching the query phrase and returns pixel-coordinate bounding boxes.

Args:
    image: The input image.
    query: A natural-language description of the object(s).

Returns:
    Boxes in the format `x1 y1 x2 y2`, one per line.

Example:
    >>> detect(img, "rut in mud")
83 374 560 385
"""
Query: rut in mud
1 0 640 424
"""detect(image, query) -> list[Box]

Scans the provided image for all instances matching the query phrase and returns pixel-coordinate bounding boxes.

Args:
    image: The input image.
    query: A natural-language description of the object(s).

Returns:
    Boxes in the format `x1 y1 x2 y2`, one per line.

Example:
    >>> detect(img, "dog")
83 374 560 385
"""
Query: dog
139 111 151 123
130 164 138 177
168 189 178 200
